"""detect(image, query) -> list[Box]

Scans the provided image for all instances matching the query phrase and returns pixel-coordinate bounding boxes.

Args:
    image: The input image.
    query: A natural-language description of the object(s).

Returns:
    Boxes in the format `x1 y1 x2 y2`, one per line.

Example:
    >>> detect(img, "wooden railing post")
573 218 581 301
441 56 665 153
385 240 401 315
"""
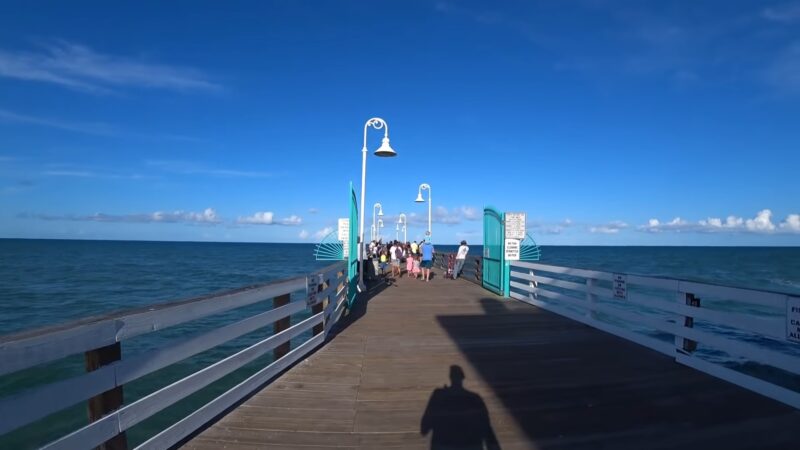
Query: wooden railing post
312 277 327 336
85 342 127 450
273 293 291 360
682 293 700 353
586 278 596 320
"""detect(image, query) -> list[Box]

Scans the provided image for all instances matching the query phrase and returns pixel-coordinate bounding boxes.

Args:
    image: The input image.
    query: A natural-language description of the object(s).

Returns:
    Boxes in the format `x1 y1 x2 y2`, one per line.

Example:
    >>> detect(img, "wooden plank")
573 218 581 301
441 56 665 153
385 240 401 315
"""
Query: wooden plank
85 342 127 450
273 293 292 360
185 272 797 449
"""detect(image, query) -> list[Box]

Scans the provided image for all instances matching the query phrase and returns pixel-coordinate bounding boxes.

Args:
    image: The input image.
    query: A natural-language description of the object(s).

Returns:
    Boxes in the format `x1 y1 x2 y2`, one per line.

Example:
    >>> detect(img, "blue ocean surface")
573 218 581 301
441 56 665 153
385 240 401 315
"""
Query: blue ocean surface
1 239 799 448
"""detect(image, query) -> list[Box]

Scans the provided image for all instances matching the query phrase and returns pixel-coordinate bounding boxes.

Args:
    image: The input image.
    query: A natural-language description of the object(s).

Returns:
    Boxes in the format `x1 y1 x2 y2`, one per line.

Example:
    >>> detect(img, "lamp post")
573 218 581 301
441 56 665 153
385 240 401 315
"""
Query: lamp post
358 118 396 291
377 219 384 241
371 202 384 242
415 183 432 241
398 213 407 243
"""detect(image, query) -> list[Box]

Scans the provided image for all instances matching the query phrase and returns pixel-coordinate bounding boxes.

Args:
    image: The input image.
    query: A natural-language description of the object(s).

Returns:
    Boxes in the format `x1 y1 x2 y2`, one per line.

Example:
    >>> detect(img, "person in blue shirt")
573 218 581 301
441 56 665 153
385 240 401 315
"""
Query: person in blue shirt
420 240 435 282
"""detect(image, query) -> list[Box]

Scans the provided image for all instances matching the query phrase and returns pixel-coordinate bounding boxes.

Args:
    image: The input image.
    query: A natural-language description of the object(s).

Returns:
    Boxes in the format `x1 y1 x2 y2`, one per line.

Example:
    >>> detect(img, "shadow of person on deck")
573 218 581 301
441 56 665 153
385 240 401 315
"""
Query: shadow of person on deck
421 365 501 450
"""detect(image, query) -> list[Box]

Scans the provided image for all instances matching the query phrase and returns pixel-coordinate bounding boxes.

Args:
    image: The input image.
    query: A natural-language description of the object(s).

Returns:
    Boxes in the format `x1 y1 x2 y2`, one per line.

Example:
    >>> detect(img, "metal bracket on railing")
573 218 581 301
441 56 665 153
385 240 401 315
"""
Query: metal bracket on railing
681 293 700 353
306 273 324 306
528 269 538 300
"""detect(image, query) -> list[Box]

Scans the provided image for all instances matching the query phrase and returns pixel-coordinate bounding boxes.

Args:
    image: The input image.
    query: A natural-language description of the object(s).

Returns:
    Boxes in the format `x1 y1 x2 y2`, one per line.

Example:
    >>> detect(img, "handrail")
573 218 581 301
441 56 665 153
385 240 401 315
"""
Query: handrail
508 260 800 410
0 260 350 449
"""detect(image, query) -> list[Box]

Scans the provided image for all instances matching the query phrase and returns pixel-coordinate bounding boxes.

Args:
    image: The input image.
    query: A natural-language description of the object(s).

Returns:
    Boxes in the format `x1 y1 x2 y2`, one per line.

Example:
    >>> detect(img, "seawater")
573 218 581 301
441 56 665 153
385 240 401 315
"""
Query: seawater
1 240 799 448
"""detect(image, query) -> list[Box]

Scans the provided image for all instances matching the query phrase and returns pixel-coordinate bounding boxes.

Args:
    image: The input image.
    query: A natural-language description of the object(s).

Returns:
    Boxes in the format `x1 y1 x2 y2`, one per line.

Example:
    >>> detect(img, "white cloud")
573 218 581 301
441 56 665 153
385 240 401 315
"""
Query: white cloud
308 208 319 214
146 160 277 178
404 205 480 226
763 4 800 23
237 212 302 226
529 218 573 235
20 208 220 224
314 227 334 239
0 41 219 93
589 221 628 234
781 214 800 232
641 209 800 234
299 230 310 239
0 108 119 136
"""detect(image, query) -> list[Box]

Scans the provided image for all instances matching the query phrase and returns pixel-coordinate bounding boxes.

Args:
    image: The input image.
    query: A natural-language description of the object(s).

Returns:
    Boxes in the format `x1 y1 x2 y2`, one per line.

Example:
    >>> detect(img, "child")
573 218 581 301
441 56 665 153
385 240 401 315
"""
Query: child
412 254 421 279
379 249 388 277
406 247 414 276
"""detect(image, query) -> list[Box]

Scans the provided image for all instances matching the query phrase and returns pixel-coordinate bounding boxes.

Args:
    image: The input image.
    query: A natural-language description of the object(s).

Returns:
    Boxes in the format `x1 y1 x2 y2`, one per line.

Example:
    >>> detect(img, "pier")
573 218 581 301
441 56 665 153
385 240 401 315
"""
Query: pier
184 271 800 449
2 224 800 449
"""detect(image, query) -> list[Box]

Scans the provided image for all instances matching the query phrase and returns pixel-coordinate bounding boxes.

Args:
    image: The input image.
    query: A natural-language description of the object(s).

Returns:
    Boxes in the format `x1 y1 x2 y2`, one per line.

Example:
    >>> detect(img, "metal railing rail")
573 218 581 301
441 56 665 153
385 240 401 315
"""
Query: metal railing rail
433 253 482 285
0 261 350 450
508 260 800 410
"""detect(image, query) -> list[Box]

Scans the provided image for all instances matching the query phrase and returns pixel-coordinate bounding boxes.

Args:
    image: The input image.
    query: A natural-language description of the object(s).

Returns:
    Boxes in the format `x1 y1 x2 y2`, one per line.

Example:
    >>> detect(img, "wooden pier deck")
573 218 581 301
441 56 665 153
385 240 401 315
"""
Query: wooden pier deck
183 270 799 450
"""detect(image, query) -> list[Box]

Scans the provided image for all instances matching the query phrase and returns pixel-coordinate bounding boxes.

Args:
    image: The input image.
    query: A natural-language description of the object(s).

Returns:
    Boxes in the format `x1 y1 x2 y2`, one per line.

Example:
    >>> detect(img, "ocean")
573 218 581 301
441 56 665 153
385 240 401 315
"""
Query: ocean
1 239 799 448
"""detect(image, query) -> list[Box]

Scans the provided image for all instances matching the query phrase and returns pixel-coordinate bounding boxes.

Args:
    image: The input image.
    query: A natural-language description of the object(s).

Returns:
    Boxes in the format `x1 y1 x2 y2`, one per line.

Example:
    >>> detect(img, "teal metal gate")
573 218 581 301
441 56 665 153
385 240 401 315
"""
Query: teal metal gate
482 206 505 295
347 182 359 307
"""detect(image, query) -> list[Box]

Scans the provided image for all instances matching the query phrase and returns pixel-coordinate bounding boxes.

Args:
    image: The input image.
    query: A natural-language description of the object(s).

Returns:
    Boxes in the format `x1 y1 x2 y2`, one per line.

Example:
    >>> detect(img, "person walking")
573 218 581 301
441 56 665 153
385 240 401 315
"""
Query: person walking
410 240 418 256
454 240 469 280
420 239 435 282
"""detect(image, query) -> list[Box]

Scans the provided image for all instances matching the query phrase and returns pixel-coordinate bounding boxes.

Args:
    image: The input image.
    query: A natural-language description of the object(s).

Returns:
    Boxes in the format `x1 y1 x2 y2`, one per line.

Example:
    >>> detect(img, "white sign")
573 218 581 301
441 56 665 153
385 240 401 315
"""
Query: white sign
338 218 350 259
787 296 800 343
338 218 349 241
613 273 627 299
505 212 526 240
504 238 521 261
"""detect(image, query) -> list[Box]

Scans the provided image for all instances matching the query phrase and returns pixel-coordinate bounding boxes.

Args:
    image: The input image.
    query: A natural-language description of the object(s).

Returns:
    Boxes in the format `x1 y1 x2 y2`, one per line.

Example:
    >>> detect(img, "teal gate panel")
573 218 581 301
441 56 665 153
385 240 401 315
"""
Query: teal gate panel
347 182 359 307
482 206 505 295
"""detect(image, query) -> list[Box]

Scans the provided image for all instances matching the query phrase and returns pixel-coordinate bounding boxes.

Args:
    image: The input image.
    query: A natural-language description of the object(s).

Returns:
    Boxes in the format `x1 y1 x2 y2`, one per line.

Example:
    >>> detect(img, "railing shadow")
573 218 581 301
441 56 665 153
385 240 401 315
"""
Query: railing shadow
326 275 392 338
421 365 501 450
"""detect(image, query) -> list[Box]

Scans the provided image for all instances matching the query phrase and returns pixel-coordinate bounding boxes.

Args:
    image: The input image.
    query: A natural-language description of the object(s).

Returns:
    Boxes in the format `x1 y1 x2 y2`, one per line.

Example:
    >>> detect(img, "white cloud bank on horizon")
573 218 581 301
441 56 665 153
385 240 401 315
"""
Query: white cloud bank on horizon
237 212 302 226
589 221 629 234
0 40 219 93
20 208 221 224
640 209 800 234
401 205 480 226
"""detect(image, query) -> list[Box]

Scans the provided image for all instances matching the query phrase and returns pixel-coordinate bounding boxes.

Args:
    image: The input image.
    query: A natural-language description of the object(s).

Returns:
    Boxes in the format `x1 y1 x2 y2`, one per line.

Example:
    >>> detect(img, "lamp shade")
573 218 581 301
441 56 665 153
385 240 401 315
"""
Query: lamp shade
374 137 397 157
415 193 424 202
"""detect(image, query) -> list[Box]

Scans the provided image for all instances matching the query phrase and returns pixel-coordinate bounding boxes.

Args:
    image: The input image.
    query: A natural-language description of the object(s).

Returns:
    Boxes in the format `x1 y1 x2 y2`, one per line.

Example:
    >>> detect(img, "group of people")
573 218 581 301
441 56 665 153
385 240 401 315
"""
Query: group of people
363 239 471 283
365 239 435 282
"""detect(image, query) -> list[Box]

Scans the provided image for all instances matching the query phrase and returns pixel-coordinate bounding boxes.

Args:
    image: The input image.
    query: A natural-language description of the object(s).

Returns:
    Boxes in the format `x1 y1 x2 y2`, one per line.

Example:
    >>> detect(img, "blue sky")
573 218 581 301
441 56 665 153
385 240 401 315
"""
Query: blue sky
0 0 799 245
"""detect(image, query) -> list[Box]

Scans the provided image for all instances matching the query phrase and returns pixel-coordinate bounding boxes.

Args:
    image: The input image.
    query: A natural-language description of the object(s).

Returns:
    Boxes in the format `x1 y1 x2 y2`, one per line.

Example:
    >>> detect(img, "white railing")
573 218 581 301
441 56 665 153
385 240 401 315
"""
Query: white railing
508 261 800 410
0 261 350 449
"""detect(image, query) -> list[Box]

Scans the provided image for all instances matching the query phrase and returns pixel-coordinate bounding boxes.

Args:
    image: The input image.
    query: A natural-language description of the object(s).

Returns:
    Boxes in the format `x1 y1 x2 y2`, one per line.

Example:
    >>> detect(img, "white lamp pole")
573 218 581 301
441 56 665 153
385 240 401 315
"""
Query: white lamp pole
371 202 383 242
377 219 384 241
398 213 407 242
415 183 432 241
358 118 397 291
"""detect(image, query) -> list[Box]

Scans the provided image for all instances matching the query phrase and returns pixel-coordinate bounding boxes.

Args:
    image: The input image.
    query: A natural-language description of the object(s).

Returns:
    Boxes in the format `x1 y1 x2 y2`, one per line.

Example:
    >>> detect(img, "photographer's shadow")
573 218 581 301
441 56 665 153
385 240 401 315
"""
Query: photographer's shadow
420 365 501 450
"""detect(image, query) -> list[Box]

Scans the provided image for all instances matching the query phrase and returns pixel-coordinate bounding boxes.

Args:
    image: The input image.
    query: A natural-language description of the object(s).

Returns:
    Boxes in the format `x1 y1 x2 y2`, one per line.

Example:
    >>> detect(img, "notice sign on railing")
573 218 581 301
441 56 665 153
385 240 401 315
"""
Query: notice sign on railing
613 273 627 299
504 238 521 261
505 212 526 240
338 218 349 258
788 296 800 343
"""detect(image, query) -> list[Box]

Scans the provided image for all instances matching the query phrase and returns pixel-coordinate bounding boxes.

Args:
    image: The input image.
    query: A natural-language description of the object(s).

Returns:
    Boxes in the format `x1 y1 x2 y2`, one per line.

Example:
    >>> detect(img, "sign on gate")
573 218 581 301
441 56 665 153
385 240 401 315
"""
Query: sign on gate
613 273 627 299
338 218 350 258
504 238 520 261
505 212 526 240
787 296 800 343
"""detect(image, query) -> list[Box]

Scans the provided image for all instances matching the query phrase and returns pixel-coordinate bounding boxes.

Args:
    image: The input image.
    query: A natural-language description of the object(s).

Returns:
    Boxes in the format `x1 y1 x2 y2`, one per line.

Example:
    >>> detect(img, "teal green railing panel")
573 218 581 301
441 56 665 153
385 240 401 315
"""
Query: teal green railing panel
347 182 359 306
520 233 542 261
314 231 344 260
482 206 505 295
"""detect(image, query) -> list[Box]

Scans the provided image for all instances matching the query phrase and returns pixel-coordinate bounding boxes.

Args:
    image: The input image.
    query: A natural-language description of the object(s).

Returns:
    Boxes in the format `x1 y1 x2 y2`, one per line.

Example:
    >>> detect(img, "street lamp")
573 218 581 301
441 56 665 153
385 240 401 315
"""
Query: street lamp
358 118 396 291
371 202 384 241
397 213 407 243
415 183 432 241
377 219 384 241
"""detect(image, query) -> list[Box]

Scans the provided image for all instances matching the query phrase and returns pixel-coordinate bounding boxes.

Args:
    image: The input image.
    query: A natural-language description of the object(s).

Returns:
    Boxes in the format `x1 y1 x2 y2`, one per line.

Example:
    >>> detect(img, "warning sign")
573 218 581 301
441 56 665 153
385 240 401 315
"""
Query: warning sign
613 273 627 300
504 238 521 261
505 212 526 240
787 296 800 343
